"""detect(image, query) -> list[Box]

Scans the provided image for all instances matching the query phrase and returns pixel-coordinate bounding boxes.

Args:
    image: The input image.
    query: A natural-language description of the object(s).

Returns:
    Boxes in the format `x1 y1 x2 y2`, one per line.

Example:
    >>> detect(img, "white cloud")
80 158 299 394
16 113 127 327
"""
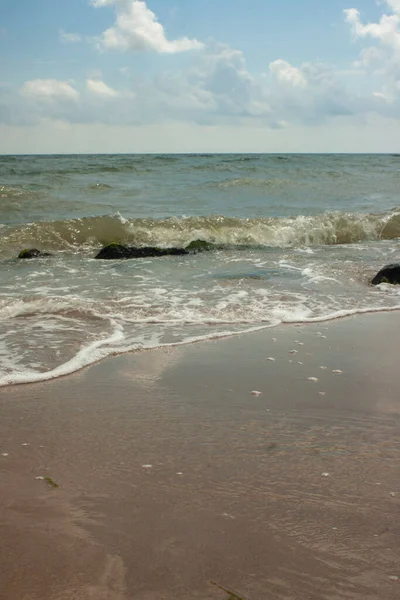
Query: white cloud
344 5 400 50
269 60 306 87
372 90 393 102
86 78 119 97
344 1 400 102
60 30 82 44
19 79 79 101
91 0 204 54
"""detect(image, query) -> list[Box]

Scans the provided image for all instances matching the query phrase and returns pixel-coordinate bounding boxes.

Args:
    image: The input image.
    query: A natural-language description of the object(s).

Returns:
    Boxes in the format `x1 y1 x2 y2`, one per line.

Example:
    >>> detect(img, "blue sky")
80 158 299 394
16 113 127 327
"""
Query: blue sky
1 0 400 153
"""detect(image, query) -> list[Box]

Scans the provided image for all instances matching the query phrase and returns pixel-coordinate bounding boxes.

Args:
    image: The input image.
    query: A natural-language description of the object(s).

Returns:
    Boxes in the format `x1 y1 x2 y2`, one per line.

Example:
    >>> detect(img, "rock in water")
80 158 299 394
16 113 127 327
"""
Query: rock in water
18 249 53 259
371 264 400 285
185 240 215 253
95 243 189 260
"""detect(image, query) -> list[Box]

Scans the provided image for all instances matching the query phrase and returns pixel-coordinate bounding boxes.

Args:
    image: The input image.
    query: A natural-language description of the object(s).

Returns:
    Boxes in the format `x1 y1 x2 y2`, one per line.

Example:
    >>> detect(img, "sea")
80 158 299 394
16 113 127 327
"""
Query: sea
0 153 399 386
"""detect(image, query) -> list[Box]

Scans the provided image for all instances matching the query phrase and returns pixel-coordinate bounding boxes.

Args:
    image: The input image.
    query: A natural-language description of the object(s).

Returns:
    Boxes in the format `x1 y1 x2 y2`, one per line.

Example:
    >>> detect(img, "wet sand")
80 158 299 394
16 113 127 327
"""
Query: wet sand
0 312 399 599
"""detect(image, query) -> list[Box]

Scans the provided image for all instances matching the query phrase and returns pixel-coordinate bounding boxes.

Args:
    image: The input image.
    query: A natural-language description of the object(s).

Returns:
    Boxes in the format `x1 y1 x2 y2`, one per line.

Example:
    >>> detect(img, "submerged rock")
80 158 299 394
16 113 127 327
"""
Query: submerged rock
18 249 53 259
95 243 188 260
371 264 400 285
95 239 218 260
185 240 215 253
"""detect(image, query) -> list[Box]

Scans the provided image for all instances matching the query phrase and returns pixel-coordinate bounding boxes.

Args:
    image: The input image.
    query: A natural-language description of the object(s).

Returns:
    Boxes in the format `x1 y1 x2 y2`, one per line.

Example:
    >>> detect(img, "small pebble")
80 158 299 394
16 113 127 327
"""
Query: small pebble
389 576 398 581
35 476 44 481
308 377 318 382
390 492 396 497
176 472 183 476
320 366 327 370
21 443 28 447
266 357 276 362
332 370 343 374
142 464 153 469
297 361 303 365
289 349 298 354
272 338 277 342
321 472 330 477
321 335 327 339
1 453 9 457
288 360 294 364
251 390 262 396
319 392 326 396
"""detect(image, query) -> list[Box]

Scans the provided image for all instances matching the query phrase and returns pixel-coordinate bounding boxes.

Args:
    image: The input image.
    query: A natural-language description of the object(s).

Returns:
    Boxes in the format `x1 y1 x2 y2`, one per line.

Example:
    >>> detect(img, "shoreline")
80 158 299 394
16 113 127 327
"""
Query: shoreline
3 304 400 388
1 312 399 599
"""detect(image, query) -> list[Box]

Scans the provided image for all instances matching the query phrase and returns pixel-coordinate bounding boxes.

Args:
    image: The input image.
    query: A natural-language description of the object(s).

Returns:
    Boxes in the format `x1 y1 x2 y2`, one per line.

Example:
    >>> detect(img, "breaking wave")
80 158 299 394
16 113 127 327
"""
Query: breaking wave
0 210 399 256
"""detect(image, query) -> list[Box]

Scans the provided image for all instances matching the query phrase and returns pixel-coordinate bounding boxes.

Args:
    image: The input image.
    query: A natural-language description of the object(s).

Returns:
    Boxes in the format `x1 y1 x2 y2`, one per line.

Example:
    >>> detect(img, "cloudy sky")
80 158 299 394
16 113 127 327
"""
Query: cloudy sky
1 0 400 153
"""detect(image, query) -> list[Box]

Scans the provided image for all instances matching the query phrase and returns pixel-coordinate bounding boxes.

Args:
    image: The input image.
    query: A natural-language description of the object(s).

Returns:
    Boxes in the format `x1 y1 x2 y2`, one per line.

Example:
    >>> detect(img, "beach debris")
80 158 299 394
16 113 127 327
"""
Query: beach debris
308 377 319 382
21 443 28 446
319 392 326 396
320 366 327 370
142 464 153 469
390 492 396 497
321 472 330 477
267 442 278 451
35 476 59 488
211 581 247 600
295 341 304 346
289 349 298 354
320 335 327 339
1 453 9 457
315 332 322 336
176 472 183 476
297 361 303 365
332 370 343 374
288 360 294 363
389 575 399 581
266 357 276 362
251 390 262 396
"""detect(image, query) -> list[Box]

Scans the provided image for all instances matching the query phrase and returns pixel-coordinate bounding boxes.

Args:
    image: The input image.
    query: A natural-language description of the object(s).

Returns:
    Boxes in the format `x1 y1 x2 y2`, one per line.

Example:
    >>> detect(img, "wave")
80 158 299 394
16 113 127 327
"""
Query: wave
2 303 400 387
217 177 288 189
0 185 42 200
0 210 399 255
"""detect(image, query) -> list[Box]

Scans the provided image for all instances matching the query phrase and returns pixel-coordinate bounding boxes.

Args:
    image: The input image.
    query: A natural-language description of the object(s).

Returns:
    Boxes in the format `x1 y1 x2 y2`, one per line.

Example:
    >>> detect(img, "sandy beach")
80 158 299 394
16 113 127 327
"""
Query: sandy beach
1 312 399 599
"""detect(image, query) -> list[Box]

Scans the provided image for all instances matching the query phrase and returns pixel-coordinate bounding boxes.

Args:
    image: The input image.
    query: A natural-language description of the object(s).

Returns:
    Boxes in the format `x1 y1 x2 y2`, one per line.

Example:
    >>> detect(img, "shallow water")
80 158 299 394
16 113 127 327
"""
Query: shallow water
0 153 399 385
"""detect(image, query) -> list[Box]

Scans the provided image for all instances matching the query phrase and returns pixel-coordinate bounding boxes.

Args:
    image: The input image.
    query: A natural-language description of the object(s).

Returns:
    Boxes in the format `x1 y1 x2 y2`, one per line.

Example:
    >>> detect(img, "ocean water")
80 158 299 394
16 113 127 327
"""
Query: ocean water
0 153 399 386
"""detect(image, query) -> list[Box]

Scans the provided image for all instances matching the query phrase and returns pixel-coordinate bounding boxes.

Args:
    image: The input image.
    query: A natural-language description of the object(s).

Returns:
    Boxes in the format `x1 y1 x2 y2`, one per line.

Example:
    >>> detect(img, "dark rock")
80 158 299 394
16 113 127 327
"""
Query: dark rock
185 240 215 253
18 249 53 259
95 243 188 260
371 264 400 285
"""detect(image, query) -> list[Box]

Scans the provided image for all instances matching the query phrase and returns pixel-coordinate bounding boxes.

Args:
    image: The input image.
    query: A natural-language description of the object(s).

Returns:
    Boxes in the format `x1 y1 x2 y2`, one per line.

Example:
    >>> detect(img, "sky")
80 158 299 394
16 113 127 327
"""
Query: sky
1 0 400 153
